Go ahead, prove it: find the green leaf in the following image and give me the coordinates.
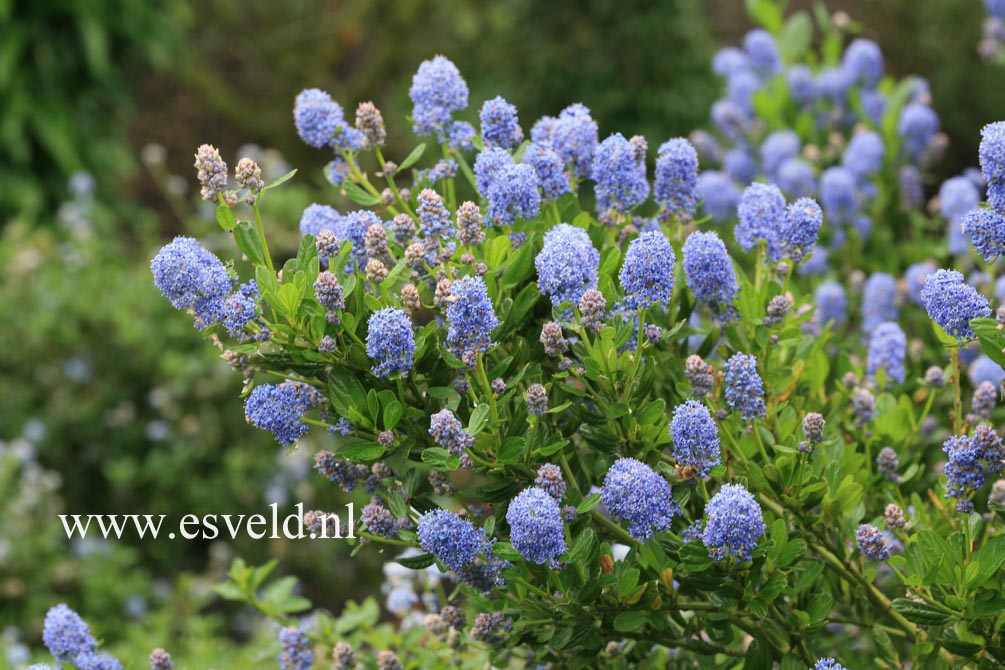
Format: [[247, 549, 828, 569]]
[[568, 528, 597, 563], [337, 441, 384, 461], [277, 283, 303, 318], [328, 368, 369, 418], [775, 539, 806, 568], [486, 234, 511, 270], [971, 317, 1005, 369], [678, 541, 713, 572], [394, 552, 436, 569], [216, 204, 237, 231], [261, 168, 297, 195], [256, 265, 280, 302], [613, 610, 647, 632], [468, 403, 491, 434], [576, 493, 602, 514], [296, 233, 318, 272], [635, 398, 666, 425], [382, 399, 403, 430], [779, 11, 813, 62], [421, 447, 460, 471], [234, 221, 266, 266], [213, 582, 246, 602], [967, 534, 1005, 588], [398, 143, 426, 171], [618, 568, 640, 598], [343, 181, 382, 206], [891, 598, 954, 625], [497, 436, 526, 464], [492, 542, 522, 561], [745, 0, 784, 33], [334, 598, 380, 635]]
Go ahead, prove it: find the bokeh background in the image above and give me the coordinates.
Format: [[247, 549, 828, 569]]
[[2, 0, 1003, 665]]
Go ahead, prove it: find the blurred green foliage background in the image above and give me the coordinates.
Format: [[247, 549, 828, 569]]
[[2, 0, 1004, 664]]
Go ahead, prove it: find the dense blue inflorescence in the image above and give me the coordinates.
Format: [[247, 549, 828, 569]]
[[601, 457, 679, 541], [921, 269, 991, 341], [861, 273, 898, 334], [410, 56, 469, 140], [244, 382, 320, 445], [855, 524, 893, 560], [682, 231, 739, 320], [480, 96, 523, 150], [278, 627, 313, 670], [592, 133, 649, 213], [701, 483, 765, 563], [366, 308, 415, 377], [735, 182, 786, 255], [669, 400, 721, 478], [417, 509, 490, 572], [619, 231, 676, 310], [506, 486, 567, 564], [151, 236, 234, 329], [445, 276, 499, 364], [867, 322, 907, 385], [653, 138, 699, 220], [535, 224, 600, 307], [724, 353, 766, 420]]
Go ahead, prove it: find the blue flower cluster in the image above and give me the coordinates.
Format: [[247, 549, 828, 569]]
[[522, 142, 570, 202], [735, 182, 785, 255], [480, 96, 523, 150], [944, 428, 1005, 512], [429, 409, 475, 463], [591, 133, 649, 213], [417, 509, 491, 572], [278, 627, 313, 670], [669, 400, 721, 478], [813, 280, 847, 330], [600, 457, 679, 541], [534, 463, 567, 501], [701, 483, 765, 563], [366, 308, 415, 377], [535, 223, 600, 308], [474, 147, 542, 225], [294, 88, 362, 150], [735, 183, 822, 263], [941, 176, 981, 255], [445, 276, 499, 364], [534, 103, 598, 178], [222, 280, 263, 338], [921, 269, 991, 341], [855, 524, 893, 561], [314, 451, 372, 493], [151, 236, 234, 330], [42, 604, 122, 670], [619, 231, 676, 310], [653, 138, 699, 220], [506, 486, 566, 565], [867, 322, 906, 385], [861, 273, 898, 334], [300, 203, 342, 238], [813, 658, 849, 670], [409, 56, 469, 140], [724, 353, 766, 420], [244, 381, 320, 445], [682, 231, 739, 320]]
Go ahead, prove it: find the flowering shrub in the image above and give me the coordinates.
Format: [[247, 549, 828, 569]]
[[39, 6, 1005, 670]]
